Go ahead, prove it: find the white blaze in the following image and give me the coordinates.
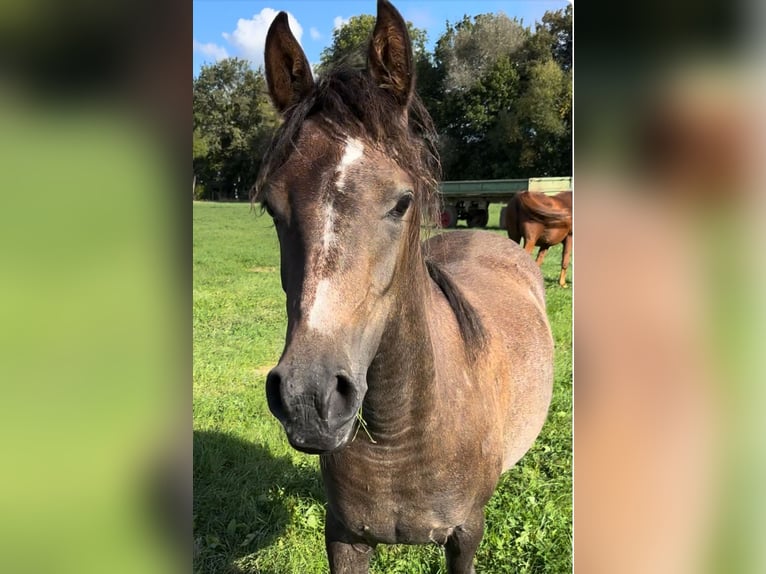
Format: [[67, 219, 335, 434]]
[[335, 137, 364, 192], [307, 138, 365, 333], [307, 279, 338, 332], [318, 138, 364, 258], [321, 204, 336, 254]]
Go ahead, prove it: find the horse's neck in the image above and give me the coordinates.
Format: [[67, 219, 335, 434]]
[[362, 264, 435, 438]]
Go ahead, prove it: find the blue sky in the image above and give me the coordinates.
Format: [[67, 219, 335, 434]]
[[193, 0, 570, 77]]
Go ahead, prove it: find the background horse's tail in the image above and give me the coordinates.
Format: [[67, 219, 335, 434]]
[[517, 191, 571, 225], [505, 195, 522, 243]]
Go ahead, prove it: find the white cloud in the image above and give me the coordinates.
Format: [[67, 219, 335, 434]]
[[193, 39, 229, 62], [310, 27, 321, 41], [222, 8, 304, 71], [333, 16, 349, 31]]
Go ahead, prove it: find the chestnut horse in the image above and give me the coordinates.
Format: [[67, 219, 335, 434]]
[[255, 2, 553, 572], [506, 190, 573, 287]]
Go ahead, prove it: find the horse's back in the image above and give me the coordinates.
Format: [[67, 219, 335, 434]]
[[424, 230, 554, 470]]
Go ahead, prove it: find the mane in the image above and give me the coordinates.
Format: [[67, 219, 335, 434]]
[[252, 65, 442, 229], [425, 258, 487, 361]]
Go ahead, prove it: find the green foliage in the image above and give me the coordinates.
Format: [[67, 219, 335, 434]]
[[429, 9, 572, 180], [317, 14, 428, 77], [193, 203, 571, 573], [318, 15, 375, 73], [436, 13, 527, 93], [503, 59, 572, 176], [193, 58, 280, 200], [540, 4, 573, 73]]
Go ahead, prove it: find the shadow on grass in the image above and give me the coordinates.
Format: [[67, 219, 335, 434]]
[[193, 430, 324, 573]]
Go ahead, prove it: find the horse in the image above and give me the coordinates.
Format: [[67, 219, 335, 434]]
[[255, 2, 554, 572], [506, 190, 573, 287]]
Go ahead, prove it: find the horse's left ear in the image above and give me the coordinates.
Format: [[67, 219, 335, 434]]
[[368, 0, 413, 107]]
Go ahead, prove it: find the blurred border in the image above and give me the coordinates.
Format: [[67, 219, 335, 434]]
[[0, 0, 190, 572], [575, 0, 765, 572]]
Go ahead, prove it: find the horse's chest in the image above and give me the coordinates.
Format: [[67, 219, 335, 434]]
[[324, 465, 473, 545], [333, 500, 458, 545], [322, 430, 499, 545]]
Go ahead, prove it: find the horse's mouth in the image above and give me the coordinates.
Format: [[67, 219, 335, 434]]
[[288, 439, 344, 455], [283, 416, 356, 455]]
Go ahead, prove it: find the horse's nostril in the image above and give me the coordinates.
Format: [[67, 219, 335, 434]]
[[335, 373, 353, 399], [325, 373, 356, 421], [265, 369, 287, 422]]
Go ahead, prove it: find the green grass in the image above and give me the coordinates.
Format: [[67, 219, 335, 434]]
[[193, 201, 572, 573]]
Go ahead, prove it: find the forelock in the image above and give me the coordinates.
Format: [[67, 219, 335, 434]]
[[253, 65, 442, 227]]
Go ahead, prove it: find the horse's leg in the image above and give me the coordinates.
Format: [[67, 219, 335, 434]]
[[535, 246, 549, 266], [325, 511, 373, 573], [445, 509, 484, 574], [559, 234, 572, 288], [523, 233, 537, 256]]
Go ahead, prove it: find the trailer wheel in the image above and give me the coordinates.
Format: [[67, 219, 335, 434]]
[[467, 209, 489, 228], [499, 206, 507, 230], [440, 206, 458, 228]]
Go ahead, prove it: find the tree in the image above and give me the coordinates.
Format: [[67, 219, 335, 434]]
[[541, 4, 572, 73], [497, 59, 571, 176], [436, 13, 527, 93], [508, 6, 572, 176], [317, 15, 428, 76], [192, 58, 279, 200], [428, 9, 572, 180], [193, 127, 209, 199], [428, 13, 527, 179]]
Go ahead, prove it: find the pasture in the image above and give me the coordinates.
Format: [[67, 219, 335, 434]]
[[193, 201, 572, 573]]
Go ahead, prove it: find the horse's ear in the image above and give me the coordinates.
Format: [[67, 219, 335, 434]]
[[368, 0, 413, 107], [264, 12, 314, 114]]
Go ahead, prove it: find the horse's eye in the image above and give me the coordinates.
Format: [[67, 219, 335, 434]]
[[388, 194, 413, 219]]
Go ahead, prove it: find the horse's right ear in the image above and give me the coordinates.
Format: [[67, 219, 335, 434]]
[[264, 12, 314, 114], [368, 0, 413, 107]]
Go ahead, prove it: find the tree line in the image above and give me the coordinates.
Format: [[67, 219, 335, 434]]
[[193, 5, 571, 200]]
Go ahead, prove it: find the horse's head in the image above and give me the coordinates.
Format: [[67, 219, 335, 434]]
[[256, 0, 439, 454]]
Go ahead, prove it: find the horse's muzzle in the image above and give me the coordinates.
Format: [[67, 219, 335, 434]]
[[265, 365, 363, 454]]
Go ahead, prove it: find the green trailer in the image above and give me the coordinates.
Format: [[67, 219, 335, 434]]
[[438, 177, 572, 228]]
